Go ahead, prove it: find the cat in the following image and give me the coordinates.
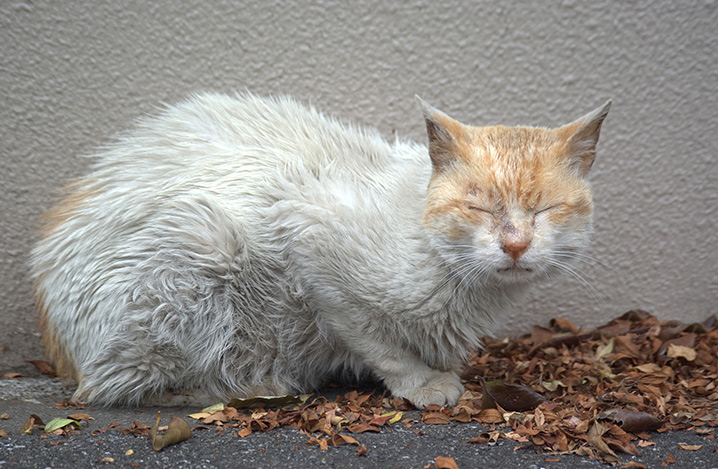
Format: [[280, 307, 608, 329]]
[[31, 92, 610, 408]]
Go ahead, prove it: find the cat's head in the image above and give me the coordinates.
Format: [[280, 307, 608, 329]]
[[418, 97, 611, 286]]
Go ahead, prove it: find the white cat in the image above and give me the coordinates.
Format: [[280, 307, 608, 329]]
[[31, 93, 610, 407]]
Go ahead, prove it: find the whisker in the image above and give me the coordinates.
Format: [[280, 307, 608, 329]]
[[546, 258, 603, 305], [552, 250, 618, 274]]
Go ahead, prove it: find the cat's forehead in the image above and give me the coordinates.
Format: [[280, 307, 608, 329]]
[[460, 126, 580, 206]]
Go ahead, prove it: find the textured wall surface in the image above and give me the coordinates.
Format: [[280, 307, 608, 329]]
[[1, 0, 716, 372]]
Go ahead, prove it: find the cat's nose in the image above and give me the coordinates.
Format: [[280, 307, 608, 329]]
[[502, 239, 530, 261]]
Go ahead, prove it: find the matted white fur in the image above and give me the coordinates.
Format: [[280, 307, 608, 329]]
[[31, 92, 609, 407]]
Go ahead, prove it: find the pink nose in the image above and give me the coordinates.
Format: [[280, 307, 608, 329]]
[[502, 239, 530, 261]]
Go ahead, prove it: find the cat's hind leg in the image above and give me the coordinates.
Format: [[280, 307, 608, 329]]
[[72, 193, 285, 406]]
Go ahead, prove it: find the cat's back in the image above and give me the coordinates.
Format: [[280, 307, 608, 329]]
[[103, 92, 397, 179]]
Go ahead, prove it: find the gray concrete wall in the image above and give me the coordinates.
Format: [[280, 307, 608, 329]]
[[1, 0, 716, 372]]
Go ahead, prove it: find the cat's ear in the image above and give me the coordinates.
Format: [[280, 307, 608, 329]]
[[557, 100, 612, 176], [416, 96, 466, 171]]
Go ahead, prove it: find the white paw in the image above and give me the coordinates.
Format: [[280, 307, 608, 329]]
[[405, 371, 464, 409]]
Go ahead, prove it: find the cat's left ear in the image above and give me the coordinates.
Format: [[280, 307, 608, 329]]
[[557, 100, 612, 176]]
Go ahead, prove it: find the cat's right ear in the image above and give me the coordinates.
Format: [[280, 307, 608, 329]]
[[416, 96, 465, 171]]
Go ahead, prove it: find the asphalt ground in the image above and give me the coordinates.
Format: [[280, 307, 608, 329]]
[[1, 377, 716, 468]]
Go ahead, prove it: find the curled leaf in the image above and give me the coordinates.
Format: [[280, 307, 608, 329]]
[[597, 409, 662, 433], [435, 456, 459, 469], [665, 344, 697, 361], [149, 411, 191, 451], [331, 433, 360, 447], [596, 338, 615, 360], [67, 413, 92, 425], [422, 412, 451, 425], [21, 414, 45, 434], [200, 403, 225, 413], [26, 360, 57, 377], [587, 421, 620, 462], [226, 394, 311, 409], [480, 377, 546, 412]]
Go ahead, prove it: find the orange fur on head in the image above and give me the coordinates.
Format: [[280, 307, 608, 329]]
[[420, 102, 607, 239]]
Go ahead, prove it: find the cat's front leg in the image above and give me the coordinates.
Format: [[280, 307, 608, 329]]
[[365, 348, 464, 409]]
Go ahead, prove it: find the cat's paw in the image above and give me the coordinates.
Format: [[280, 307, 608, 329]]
[[405, 371, 464, 409]]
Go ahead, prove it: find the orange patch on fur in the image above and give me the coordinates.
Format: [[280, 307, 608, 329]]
[[40, 178, 97, 237], [423, 123, 594, 236], [34, 280, 77, 381]]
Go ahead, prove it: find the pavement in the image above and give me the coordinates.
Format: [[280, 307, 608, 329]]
[[1, 377, 716, 468]]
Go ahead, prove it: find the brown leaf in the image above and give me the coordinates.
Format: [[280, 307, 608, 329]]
[[67, 413, 92, 425], [598, 409, 663, 433], [331, 433, 360, 447], [149, 412, 191, 451], [21, 414, 44, 434], [480, 378, 545, 412], [678, 444, 702, 451], [476, 409, 504, 424], [550, 318, 580, 334], [119, 421, 151, 436], [237, 427, 252, 438], [356, 444, 367, 456], [421, 412, 451, 425], [587, 421, 620, 463], [226, 394, 311, 409], [346, 423, 381, 433], [3, 372, 22, 379], [26, 360, 57, 377], [665, 344, 697, 361], [434, 456, 459, 469]]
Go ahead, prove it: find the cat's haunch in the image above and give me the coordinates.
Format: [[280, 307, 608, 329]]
[[31, 93, 610, 407]]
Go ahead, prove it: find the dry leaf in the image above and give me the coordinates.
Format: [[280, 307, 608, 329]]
[[476, 409, 504, 424], [21, 414, 44, 434], [67, 413, 92, 425], [3, 372, 22, 379], [331, 433, 360, 447], [666, 344, 697, 361], [480, 378, 545, 412], [422, 412, 451, 425], [0, 413, 8, 420], [226, 394, 310, 409], [587, 421, 620, 462], [26, 360, 57, 377], [678, 444, 702, 451], [149, 412, 191, 451], [597, 409, 662, 433], [434, 456, 459, 469]]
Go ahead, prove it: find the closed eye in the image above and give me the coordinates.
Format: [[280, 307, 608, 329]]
[[467, 205, 492, 214], [536, 204, 563, 214]]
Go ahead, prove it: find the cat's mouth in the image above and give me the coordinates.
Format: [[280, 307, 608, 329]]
[[497, 266, 533, 273]]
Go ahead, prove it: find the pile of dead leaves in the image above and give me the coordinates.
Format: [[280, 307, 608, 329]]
[[186, 392, 415, 455], [460, 309, 718, 463], [6, 310, 717, 465], [182, 310, 717, 465]]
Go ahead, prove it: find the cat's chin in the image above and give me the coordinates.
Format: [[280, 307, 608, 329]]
[[493, 266, 540, 284]]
